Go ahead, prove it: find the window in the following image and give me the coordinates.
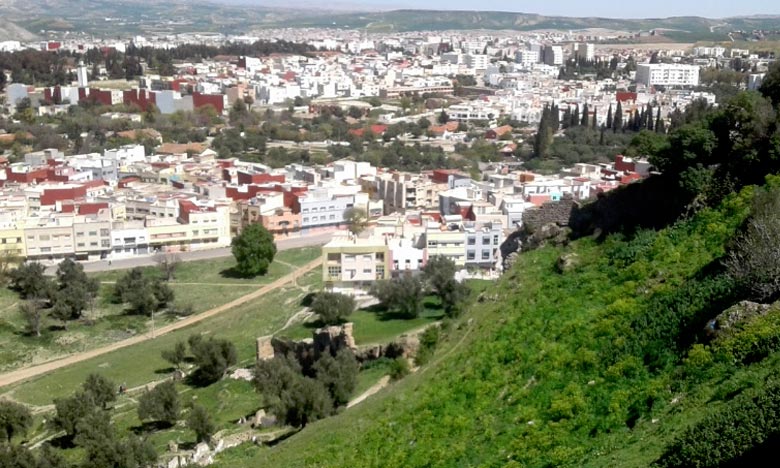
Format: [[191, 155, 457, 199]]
[[467, 251, 475, 260], [100, 229, 110, 237], [303, 208, 309, 213], [493, 235, 499, 245], [77, 242, 85, 247], [363, 268, 372, 274], [39, 235, 50, 241], [482, 250, 491, 260], [328, 266, 341, 277], [376, 265, 385, 279], [329, 214, 335, 220], [90, 242, 98, 247], [327, 253, 339, 261], [101, 240, 110, 248], [482, 236, 490, 245], [428, 240, 437, 247], [40, 247, 51, 253], [76, 231, 84, 237], [363, 254, 372, 261], [303, 217, 309, 223], [89, 231, 98, 236], [467, 236, 476, 245]]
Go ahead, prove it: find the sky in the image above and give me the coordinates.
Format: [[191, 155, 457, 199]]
[[257, 0, 780, 18]]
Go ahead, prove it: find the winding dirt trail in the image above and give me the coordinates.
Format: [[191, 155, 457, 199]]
[[0, 258, 322, 389]]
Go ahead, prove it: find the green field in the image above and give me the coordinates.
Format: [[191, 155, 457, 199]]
[[281, 297, 444, 345], [0, 248, 321, 374]]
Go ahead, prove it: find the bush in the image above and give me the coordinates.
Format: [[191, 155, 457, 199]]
[[371, 275, 424, 318], [389, 357, 410, 381], [725, 187, 780, 302], [311, 292, 356, 325], [189, 335, 237, 385], [137, 381, 180, 426]]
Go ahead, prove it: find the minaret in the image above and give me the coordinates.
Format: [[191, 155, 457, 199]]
[[77, 61, 89, 88]]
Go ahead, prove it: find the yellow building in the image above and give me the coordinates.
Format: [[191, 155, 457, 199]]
[[322, 233, 390, 293]]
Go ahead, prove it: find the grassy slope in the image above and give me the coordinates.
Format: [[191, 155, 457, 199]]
[[214, 186, 767, 467], [0, 248, 321, 373]]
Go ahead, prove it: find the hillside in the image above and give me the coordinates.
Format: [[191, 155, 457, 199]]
[[0, 19, 37, 41], [0, 0, 778, 40], [210, 83, 780, 465]]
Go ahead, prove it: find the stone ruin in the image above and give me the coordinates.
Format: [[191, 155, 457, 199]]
[[257, 322, 423, 365]]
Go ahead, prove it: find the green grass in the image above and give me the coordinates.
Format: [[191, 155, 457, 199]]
[[0, 248, 321, 373], [209, 185, 768, 467], [2, 268, 321, 407], [281, 297, 444, 345]]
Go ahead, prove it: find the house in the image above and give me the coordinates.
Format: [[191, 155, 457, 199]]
[[485, 125, 513, 139]]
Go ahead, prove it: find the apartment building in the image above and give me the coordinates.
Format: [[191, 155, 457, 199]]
[[635, 64, 700, 87], [377, 173, 446, 214], [322, 233, 390, 292]]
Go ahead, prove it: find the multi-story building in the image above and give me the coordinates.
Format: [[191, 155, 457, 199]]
[[543, 45, 564, 66], [322, 233, 390, 293], [635, 64, 700, 87], [463, 221, 503, 269], [377, 173, 446, 214]]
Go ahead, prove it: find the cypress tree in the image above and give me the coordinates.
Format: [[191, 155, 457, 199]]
[[613, 101, 623, 133], [580, 103, 589, 127], [562, 106, 571, 129], [655, 107, 665, 133], [606, 104, 613, 130], [599, 126, 605, 145], [550, 103, 560, 132], [646, 104, 654, 131], [571, 105, 579, 127], [591, 106, 598, 129]]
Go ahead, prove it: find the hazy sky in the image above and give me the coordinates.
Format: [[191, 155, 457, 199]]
[[313, 0, 780, 18]]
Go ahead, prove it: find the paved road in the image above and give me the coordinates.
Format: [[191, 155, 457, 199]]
[[44, 230, 334, 274], [0, 257, 324, 390]]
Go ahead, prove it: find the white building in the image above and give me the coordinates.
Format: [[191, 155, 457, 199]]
[[543, 46, 564, 66], [635, 64, 700, 87], [465, 54, 489, 70]]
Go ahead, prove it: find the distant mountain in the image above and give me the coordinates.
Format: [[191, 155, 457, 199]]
[[0, 0, 777, 40], [0, 19, 38, 42]]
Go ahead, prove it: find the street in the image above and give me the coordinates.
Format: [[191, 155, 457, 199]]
[[44, 230, 334, 274]]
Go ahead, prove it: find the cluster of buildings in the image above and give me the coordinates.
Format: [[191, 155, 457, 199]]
[[5, 27, 774, 125]]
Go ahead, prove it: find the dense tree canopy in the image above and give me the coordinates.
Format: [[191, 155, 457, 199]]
[[231, 223, 277, 277]]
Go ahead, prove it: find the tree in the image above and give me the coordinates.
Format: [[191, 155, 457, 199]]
[[725, 187, 780, 302], [0, 252, 20, 287], [347, 106, 363, 119], [155, 252, 181, 281], [161, 341, 187, 371], [606, 104, 613, 130], [19, 300, 44, 337], [9, 262, 53, 300], [75, 410, 156, 468], [83, 373, 116, 410], [343, 207, 368, 235], [0, 400, 32, 443], [51, 391, 96, 438], [438, 109, 449, 124], [114, 268, 174, 315], [189, 335, 237, 384], [580, 103, 589, 127], [186, 405, 215, 444], [613, 101, 623, 133], [422, 256, 468, 316], [253, 353, 332, 428], [371, 275, 425, 318], [137, 381, 180, 426], [51, 259, 100, 320], [313, 349, 359, 407], [311, 291, 356, 325], [759, 61, 780, 106], [231, 223, 277, 277], [368, 97, 382, 107], [591, 106, 598, 129]]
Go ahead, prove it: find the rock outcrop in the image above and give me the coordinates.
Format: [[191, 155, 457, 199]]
[[705, 301, 773, 339]]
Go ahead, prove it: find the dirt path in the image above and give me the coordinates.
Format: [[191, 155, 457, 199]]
[[99, 281, 257, 287], [347, 375, 391, 408], [0, 258, 322, 390]]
